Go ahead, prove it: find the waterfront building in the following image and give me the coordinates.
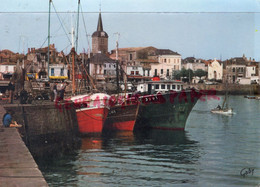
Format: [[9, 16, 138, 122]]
[[207, 59, 223, 81], [225, 56, 248, 84], [182, 57, 207, 71], [0, 49, 24, 64], [0, 62, 16, 80], [110, 46, 157, 82], [150, 49, 181, 79], [89, 53, 116, 82], [49, 64, 69, 80]]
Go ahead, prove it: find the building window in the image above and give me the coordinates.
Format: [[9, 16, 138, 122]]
[[60, 68, 64, 76], [51, 68, 54, 76], [161, 69, 163, 74], [130, 54, 133, 60], [104, 64, 106, 68], [166, 69, 169, 76], [167, 85, 170, 89], [172, 85, 176, 89], [135, 71, 139, 75], [104, 70, 106, 75], [148, 70, 150, 76], [164, 59, 166, 63], [155, 69, 157, 76], [177, 85, 180, 90], [131, 71, 134, 75], [233, 68, 235, 72], [161, 84, 165, 89], [155, 84, 159, 89]]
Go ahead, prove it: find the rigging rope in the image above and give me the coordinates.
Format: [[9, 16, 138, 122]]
[[80, 4, 91, 52], [40, 37, 48, 48], [51, 2, 72, 46]]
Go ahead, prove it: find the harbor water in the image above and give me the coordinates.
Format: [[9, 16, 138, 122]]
[[37, 96, 260, 186]]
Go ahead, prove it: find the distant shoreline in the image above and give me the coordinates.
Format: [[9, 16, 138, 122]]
[[188, 83, 260, 95]]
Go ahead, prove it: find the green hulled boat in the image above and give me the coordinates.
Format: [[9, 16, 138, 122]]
[[135, 80, 200, 130]]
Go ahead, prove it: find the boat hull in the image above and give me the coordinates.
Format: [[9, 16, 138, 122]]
[[104, 104, 139, 131], [211, 108, 233, 115], [136, 90, 200, 131], [76, 107, 109, 134]]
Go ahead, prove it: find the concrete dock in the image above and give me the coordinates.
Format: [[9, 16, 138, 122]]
[[0, 102, 48, 187]]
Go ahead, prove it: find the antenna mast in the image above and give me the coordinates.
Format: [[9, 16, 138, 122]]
[[76, 0, 80, 53], [114, 32, 120, 93], [47, 0, 52, 81]]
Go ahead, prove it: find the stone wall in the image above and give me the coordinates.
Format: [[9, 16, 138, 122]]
[[194, 83, 260, 95]]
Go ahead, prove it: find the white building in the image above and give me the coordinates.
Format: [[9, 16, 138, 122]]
[[183, 62, 207, 72], [150, 50, 181, 79], [246, 66, 256, 78], [126, 65, 144, 76], [0, 63, 16, 80], [208, 59, 223, 80], [49, 64, 69, 79], [89, 53, 116, 81]]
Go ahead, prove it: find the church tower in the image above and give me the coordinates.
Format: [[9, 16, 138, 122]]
[[92, 12, 108, 54]]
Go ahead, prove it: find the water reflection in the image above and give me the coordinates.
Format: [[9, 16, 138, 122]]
[[73, 130, 201, 186]]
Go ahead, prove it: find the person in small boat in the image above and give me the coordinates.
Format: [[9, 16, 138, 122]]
[[217, 105, 221, 110], [2, 110, 22, 128]]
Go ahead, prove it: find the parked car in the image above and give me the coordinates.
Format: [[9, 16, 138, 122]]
[[205, 81, 218, 85]]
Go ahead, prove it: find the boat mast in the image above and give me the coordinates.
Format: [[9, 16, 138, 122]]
[[72, 47, 76, 95], [222, 75, 228, 109], [47, 0, 52, 81], [115, 32, 120, 94], [76, 0, 80, 53]]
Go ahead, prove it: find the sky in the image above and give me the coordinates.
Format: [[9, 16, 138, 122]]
[[0, 0, 260, 61]]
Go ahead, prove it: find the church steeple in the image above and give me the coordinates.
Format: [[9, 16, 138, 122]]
[[92, 11, 108, 54], [97, 12, 103, 32]]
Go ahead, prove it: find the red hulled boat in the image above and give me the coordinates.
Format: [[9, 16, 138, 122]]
[[104, 94, 140, 131], [69, 93, 111, 134]]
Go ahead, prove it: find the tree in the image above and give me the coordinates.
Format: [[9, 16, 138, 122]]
[[194, 69, 207, 80], [172, 68, 194, 83], [172, 70, 181, 80]]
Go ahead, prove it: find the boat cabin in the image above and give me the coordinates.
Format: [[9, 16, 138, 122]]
[[137, 80, 183, 94]]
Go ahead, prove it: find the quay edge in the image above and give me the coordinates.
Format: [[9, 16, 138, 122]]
[[3, 101, 81, 160], [0, 103, 48, 186]]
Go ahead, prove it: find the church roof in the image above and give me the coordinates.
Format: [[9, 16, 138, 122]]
[[92, 12, 108, 38]]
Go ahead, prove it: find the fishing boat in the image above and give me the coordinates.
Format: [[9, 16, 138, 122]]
[[211, 80, 233, 115], [104, 94, 140, 131], [135, 80, 201, 131], [103, 33, 140, 132], [69, 93, 111, 134], [211, 107, 233, 115]]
